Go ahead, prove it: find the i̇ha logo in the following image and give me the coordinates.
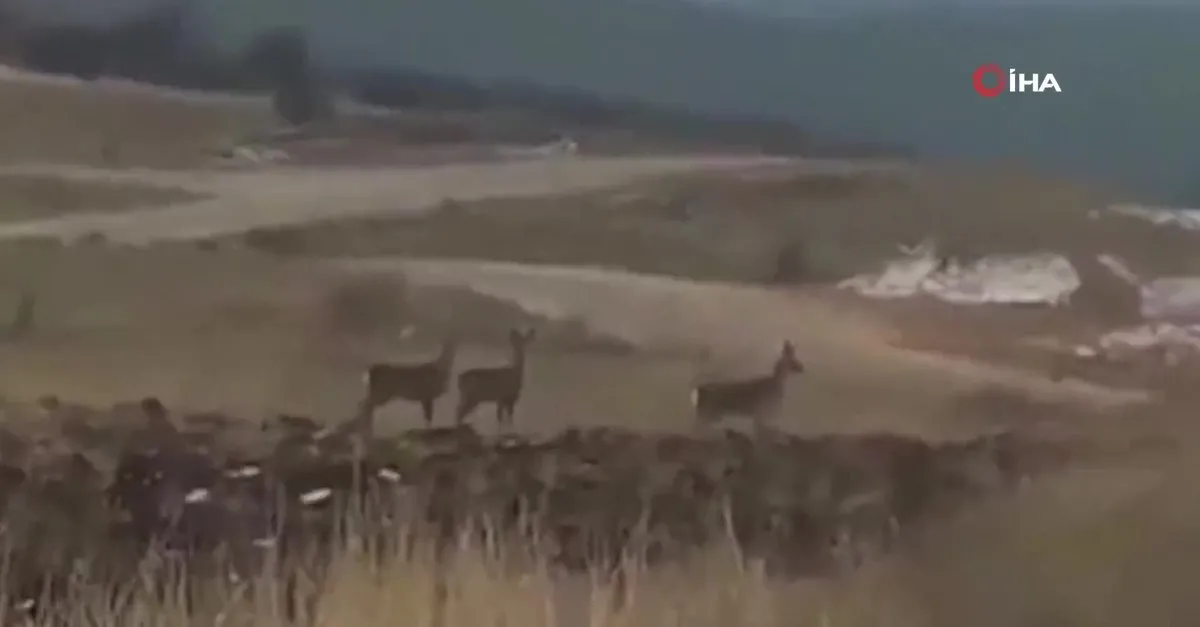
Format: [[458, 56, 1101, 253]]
[[972, 63, 1061, 98]]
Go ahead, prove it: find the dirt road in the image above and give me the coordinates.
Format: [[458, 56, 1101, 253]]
[[0, 157, 794, 243]]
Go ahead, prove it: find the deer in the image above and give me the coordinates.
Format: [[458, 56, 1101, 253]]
[[361, 338, 458, 428], [691, 340, 805, 428], [455, 328, 536, 429]]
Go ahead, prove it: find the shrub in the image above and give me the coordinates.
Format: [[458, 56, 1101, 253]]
[[320, 275, 411, 336], [246, 27, 331, 127], [766, 237, 810, 285]]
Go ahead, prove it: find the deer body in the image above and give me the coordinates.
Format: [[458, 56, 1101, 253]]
[[456, 329, 535, 429], [692, 341, 804, 427], [363, 340, 457, 427]]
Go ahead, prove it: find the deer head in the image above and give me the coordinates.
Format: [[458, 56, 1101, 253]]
[[510, 327, 536, 347], [776, 341, 804, 374]]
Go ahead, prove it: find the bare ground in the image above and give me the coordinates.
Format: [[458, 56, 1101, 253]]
[[0, 157, 794, 243]]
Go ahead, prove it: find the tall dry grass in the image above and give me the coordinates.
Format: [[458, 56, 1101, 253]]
[[3, 528, 883, 627], [15, 445, 1200, 627]]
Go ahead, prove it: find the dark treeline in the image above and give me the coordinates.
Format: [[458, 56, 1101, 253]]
[[0, 5, 900, 157], [344, 66, 903, 156]]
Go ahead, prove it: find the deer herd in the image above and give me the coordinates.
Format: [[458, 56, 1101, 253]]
[[360, 327, 806, 431]]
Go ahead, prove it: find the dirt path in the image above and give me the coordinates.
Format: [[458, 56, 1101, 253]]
[[342, 257, 1152, 409], [0, 157, 789, 243]]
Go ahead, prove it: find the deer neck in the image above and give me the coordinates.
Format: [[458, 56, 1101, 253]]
[[771, 360, 792, 384], [510, 346, 528, 378], [437, 347, 455, 373]]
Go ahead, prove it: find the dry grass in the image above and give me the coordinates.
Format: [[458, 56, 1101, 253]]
[[0, 173, 202, 221], [893, 450, 1200, 627], [6, 525, 877, 627], [14, 443, 1200, 627], [0, 245, 666, 425], [0, 76, 272, 168], [0, 242, 1104, 437]]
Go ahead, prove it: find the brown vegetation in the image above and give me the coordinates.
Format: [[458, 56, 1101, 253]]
[[0, 395, 1063, 623]]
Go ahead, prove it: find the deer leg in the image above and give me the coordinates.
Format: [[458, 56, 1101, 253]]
[[356, 398, 376, 423], [357, 401, 377, 437], [495, 403, 506, 431], [456, 398, 479, 425], [420, 399, 435, 427], [503, 400, 519, 428], [694, 406, 718, 429], [752, 409, 776, 437]]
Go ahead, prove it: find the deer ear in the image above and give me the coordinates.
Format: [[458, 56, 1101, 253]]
[[524, 328, 536, 341], [782, 340, 795, 353]]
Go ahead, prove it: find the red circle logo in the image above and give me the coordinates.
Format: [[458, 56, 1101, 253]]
[[972, 63, 1005, 98]]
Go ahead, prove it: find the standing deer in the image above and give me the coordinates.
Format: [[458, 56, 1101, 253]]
[[455, 328, 536, 429], [361, 338, 458, 428], [691, 340, 805, 427]]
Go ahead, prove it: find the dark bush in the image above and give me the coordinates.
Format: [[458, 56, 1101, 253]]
[[320, 276, 410, 336], [767, 237, 811, 284], [241, 227, 309, 256], [245, 27, 329, 127], [347, 67, 491, 110]]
